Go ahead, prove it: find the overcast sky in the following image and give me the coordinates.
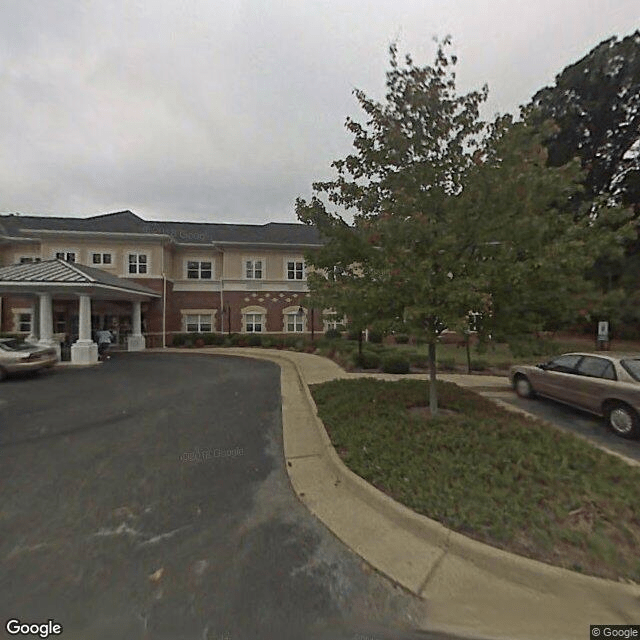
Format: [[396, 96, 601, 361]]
[[0, 1, 638, 225]]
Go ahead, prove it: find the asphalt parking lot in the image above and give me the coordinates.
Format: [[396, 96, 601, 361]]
[[496, 392, 640, 463], [0, 353, 453, 640]]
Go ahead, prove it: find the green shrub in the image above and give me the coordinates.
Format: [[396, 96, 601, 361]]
[[201, 332, 224, 346], [353, 351, 382, 369], [437, 356, 457, 371], [347, 329, 362, 341], [170, 333, 186, 346], [246, 334, 262, 347], [394, 334, 410, 344], [324, 328, 342, 339], [367, 330, 383, 344], [382, 355, 410, 374], [261, 336, 274, 348], [408, 352, 430, 368], [229, 333, 245, 346], [472, 358, 489, 371]]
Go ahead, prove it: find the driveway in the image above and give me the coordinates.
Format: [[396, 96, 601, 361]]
[[0, 353, 452, 640]]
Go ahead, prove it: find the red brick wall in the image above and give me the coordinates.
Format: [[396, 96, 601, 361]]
[[0, 283, 324, 341]]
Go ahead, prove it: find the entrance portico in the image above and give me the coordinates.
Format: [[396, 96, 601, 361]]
[[0, 260, 160, 365]]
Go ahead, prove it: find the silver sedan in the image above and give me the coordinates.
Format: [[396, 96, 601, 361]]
[[509, 352, 640, 440], [0, 338, 57, 381]]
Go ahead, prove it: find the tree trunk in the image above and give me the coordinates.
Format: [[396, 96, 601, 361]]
[[358, 330, 363, 356], [428, 340, 438, 416], [466, 333, 471, 373]]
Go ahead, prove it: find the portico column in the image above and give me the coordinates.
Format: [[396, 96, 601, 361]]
[[77, 294, 92, 343], [70, 294, 98, 364], [27, 298, 39, 344], [127, 300, 146, 351], [38, 293, 54, 343], [37, 292, 60, 360]]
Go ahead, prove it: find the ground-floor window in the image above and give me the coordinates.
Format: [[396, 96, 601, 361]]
[[244, 313, 263, 332], [285, 312, 304, 332], [185, 314, 212, 333], [18, 313, 32, 333], [323, 312, 346, 332], [54, 312, 66, 334]]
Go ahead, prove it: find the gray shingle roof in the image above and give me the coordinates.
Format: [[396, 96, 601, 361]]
[[0, 210, 323, 246], [0, 259, 159, 296]]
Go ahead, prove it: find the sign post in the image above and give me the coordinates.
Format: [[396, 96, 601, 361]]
[[597, 321, 610, 350]]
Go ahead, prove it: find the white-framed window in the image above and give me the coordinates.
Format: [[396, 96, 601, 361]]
[[19, 256, 41, 264], [55, 251, 76, 262], [12, 308, 33, 333], [286, 313, 304, 332], [241, 305, 266, 333], [244, 258, 264, 279], [92, 252, 113, 265], [323, 311, 346, 332], [286, 259, 305, 280], [185, 314, 213, 333], [186, 260, 213, 279], [245, 313, 263, 332], [180, 309, 217, 333], [128, 253, 148, 274], [283, 305, 305, 332]]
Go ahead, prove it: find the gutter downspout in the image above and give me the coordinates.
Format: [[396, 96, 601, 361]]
[[161, 243, 167, 348], [219, 247, 225, 335]]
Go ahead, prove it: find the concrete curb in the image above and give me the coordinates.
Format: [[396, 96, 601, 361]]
[[150, 349, 640, 640]]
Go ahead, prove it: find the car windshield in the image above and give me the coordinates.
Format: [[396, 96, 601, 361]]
[[620, 359, 640, 382], [0, 339, 33, 352]]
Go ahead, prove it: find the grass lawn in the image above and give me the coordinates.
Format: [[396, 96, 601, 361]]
[[310, 378, 640, 583]]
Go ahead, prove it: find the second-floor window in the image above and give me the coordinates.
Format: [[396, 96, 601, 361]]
[[92, 253, 112, 265], [287, 260, 305, 280], [245, 259, 263, 279], [55, 251, 76, 262], [128, 253, 147, 274], [187, 261, 212, 279]]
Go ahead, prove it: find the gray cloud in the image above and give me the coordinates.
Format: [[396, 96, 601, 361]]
[[0, 0, 638, 223]]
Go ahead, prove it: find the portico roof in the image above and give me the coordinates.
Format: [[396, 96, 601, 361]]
[[0, 259, 160, 300]]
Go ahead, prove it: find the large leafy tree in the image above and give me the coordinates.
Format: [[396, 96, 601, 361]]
[[298, 40, 488, 413], [529, 31, 640, 334], [297, 41, 631, 414]]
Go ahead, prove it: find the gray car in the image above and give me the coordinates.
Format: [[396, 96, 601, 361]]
[[0, 338, 57, 381], [509, 352, 640, 440]]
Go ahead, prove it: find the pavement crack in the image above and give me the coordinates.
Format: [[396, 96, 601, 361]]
[[138, 525, 192, 547], [416, 530, 452, 595], [88, 522, 192, 547]]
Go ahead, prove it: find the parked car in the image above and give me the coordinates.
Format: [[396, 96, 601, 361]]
[[0, 338, 57, 381], [510, 352, 640, 439]]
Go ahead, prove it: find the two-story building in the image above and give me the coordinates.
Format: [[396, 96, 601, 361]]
[[0, 210, 325, 361]]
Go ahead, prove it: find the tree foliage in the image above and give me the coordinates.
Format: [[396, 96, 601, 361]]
[[297, 40, 632, 412]]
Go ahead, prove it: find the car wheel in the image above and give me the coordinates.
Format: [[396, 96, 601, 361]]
[[514, 374, 535, 399], [605, 402, 640, 440]]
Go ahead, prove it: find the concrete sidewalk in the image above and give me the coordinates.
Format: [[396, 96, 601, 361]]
[[153, 348, 640, 640]]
